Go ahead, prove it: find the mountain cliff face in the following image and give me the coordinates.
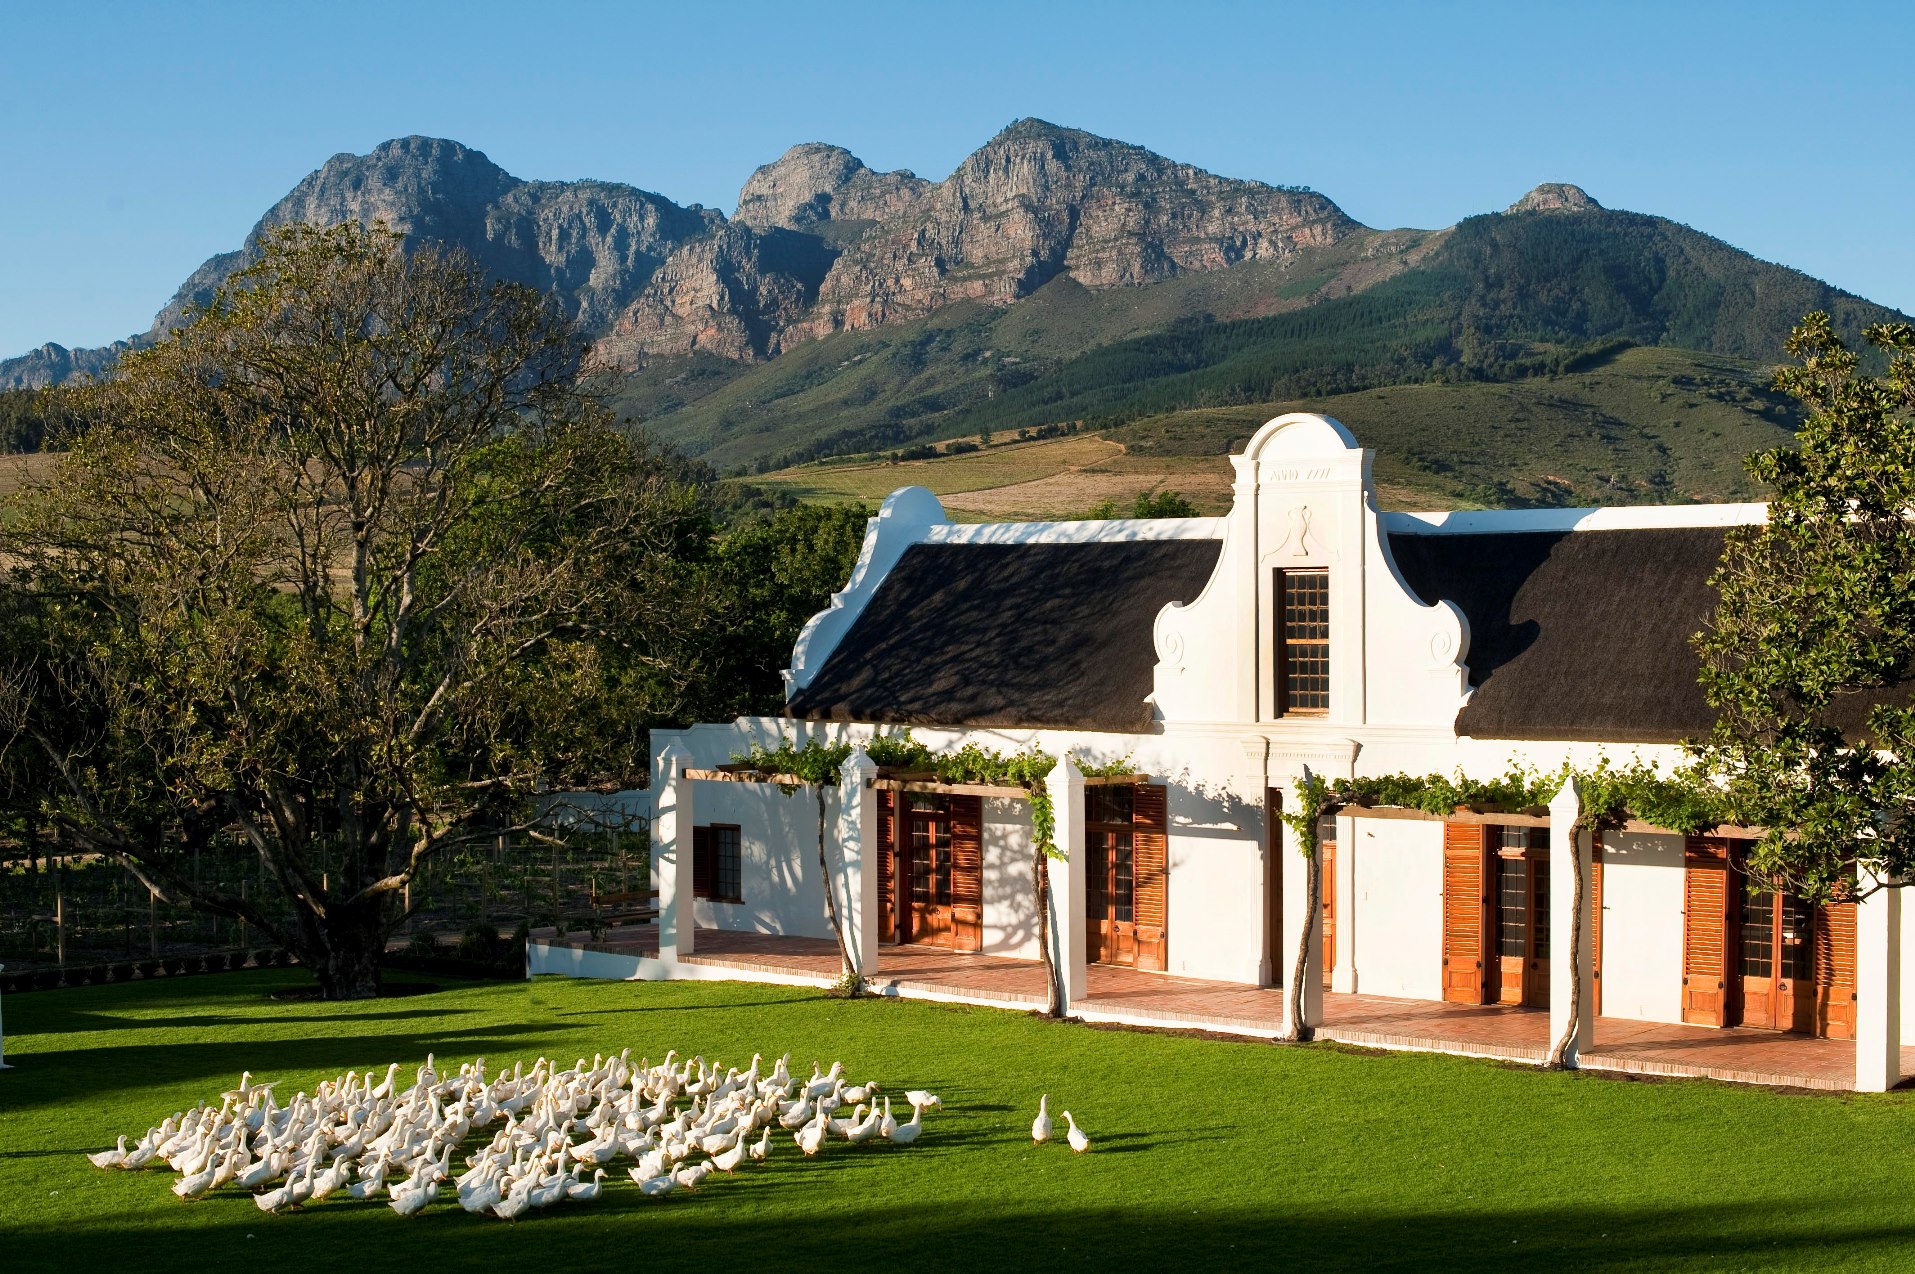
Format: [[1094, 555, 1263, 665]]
[[786, 120, 1358, 341], [3, 121, 1369, 383]]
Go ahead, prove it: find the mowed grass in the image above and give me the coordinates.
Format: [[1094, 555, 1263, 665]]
[[5, 972, 1915, 1272]]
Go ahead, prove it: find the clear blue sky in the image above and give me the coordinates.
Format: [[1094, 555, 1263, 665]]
[[3, 0, 1910, 357]]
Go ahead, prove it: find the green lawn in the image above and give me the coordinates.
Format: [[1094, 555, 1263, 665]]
[[4, 971, 1913, 1271]]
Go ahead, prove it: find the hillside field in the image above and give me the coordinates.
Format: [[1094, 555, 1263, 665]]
[[746, 346, 1794, 518]]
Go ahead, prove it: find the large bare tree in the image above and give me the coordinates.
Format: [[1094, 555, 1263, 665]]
[[0, 222, 703, 997]]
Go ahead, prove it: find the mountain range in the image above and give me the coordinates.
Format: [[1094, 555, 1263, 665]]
[[5, 120, 1904, 500]]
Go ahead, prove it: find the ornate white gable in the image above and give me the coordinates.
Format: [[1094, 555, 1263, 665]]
[[1150, 413, 1470, 730]]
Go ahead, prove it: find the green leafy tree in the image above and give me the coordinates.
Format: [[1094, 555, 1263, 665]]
[[1696, 313, 1915, 900], [0, 222, 704, 998]]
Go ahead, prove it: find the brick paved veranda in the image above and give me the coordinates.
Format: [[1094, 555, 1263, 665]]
[[537, 923, 1914, 1092]]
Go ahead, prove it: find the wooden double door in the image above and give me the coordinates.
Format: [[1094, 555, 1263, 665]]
[[1681, 836, 1853, 1036], [1086, 783, 1169, 972], [877, 792, 982, 951], [1442, 822, 1552, 1008]]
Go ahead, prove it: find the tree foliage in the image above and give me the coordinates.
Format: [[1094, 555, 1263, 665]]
[[1695, 313, 1915, 900], [0, 222, 706, 997]]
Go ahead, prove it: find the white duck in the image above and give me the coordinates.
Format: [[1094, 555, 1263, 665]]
[[389, 1171, 441, 1216], [795, 1109, 829, 1156], [1032, 1094, 1053, 1145], [492, 1176, 536, 1220], [1062, 1110, 1091, 1153], [746, 1125, 772, 1162], [845, 1104, 885, 1144], [254, 1161, 314, 1213], [308, 1157, 354, 1201], [887, 1103, 924, 1147], [711, 1139, 748, 1174], [172, 1150, 228, 1200], [635, 1173, 676, 1199], [566, 1168, 607, 1202], [673, 1160, 713, 1190], [903, 1090, 943, 1113], [88, 1137, 130, 1170]]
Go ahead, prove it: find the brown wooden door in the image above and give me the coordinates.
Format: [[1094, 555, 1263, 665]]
[[1085, 784, 1167, 971], [877, 791, 897, 943], [1320, 821, 1337, 991], [1681, 836, 1732, 1026], [1087, 824, 1136, 966], [1492, 851, 1528, 1005], [1815, 902, 1858, 1040], [1442, 822, 1490, 1004], [1264, 787, 1283, 987], [905, 796, 954, 946], [949, 795, 983, 952], [1737, 888, 1815, 1033], [1131, 784, 1169, 971]]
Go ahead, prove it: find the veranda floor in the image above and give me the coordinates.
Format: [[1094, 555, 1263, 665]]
[[544, 923, 1912, 1092]]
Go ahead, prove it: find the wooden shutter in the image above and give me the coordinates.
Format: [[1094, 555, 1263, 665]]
[[692, 826, 714, 901], [1133, 783, 1169, 972], [1442, 821, 1489, 1004], [1681, 836, 1731, 1026], [877, 791, 896, 943], [949, 795, 984, 953], [1815, 902, 1858, 1040], [1321, 826, 1337, 983], [1590, 831, 1604, 1017]]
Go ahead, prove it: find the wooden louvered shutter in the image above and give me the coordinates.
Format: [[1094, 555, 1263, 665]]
[[1442, 822, 1489, 1003], [1815, 902, 1858, 1040], [877, 791, 896, 943], [692, 826, 713, 901], [1133, 783, 1169, 972], [949, 795, 983, 952], [1590, 831, 1604, 1017], [1681, 836, 1731, 1026]]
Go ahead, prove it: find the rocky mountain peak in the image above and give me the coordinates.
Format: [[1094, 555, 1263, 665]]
[[733, 143, 929, 232], [1507, 183, 1602, 214]]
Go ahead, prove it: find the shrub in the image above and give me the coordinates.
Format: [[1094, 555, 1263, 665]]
[[455, 925, 508, 965], [407, 932, 442, 958]]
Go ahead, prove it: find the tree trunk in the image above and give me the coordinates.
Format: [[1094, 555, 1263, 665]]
[[303, 901, 387, 1000], [1036, 846, 1062, 1017], [1283, 833, 1322, 1042], [814, 785, 860, 989], [1546, 818, 1586, 1069]]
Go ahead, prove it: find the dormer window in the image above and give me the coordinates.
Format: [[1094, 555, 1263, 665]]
[[1278, 569, 1330, 715]]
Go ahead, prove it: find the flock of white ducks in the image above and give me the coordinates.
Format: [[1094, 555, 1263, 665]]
[[87, 1051, 944, 1218]]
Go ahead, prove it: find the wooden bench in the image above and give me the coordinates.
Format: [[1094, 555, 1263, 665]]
[[589, 887, 658, 927]]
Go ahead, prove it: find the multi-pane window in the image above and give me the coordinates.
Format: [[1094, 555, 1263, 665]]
[[1086, 785, 1135, 925], [1496, 856, 1529, 958], [1278, 570, 1330, 714], [1494, 825, 1549, 960], [908, 795, 950, 906], [693, 824, 743, 903]]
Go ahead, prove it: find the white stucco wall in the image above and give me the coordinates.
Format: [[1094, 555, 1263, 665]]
[[676, 760, 837, 942], [981, 797, 1039, 958], [1595, 830, 1686, 1025], [1348, 817, 1444, 1000], [1164, 780, 1268, 985]]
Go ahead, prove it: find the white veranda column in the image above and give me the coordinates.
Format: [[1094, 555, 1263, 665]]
[[1547, 777, 1595, 1066], [1279, 778, 1324, 1033], [836, 747, 881, 978], [1855, 866, 1902, 1093], [1045, 753, 1089, 1011], [1330, 810, 1359, 994], [654, 740, 695, 964]]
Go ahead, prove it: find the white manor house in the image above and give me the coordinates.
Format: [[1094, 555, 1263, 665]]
[[534, 413, 1911, 1092]]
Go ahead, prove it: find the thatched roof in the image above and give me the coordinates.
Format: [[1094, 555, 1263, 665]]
[[1389, 526, 1733, 743], [786, 538, 1221, 733]]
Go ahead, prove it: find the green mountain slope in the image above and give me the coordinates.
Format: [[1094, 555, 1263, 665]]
[[620, 205, 1899, 477]]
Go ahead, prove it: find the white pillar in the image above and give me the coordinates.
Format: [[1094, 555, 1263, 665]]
[[654, 740, 694, 963], [836, 748, 880, 978], [1547, 777, 1595, 1066], [1046, 754, 1089, 1011], [1330, 810, 1359, 994], [1855, 866, 1901, 1093], [1279, 779, 1323, 1032]]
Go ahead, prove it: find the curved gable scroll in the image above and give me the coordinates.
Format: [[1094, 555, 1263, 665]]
[[784, 486, 947, 699], [1150, 412, 1471, 731]]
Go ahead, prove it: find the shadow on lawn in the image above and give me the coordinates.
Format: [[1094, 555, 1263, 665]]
[[21, 1006, 479, 1035], [1, 1197, 1905, 1273]]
